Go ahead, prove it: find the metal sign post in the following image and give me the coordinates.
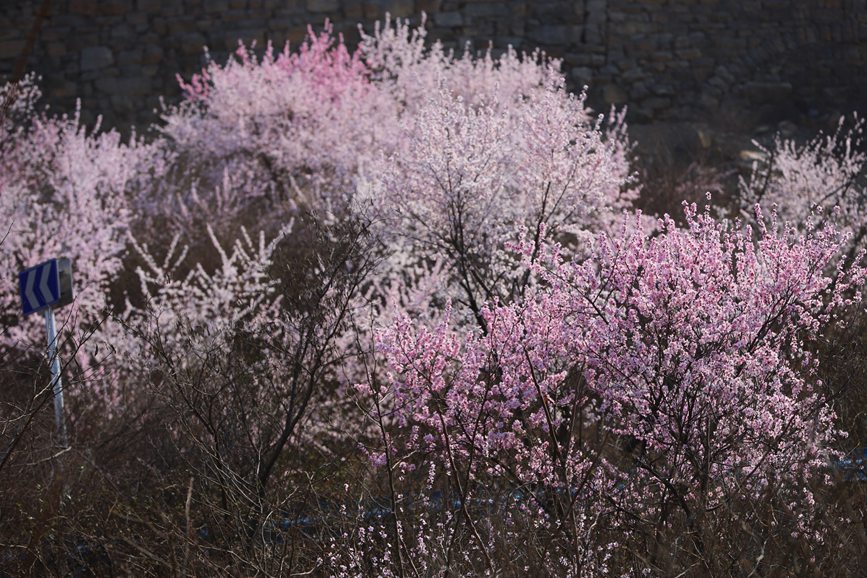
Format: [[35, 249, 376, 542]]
[[18, 257, 74, 448], [43, 306, 68, 449]]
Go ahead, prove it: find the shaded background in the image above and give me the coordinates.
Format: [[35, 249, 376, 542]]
[[2, 0, 866, 132]]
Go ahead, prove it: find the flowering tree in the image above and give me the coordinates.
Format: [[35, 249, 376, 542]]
[[161, 15, 634, 231], [155, 22, 389, 235], [0, 78, 149, 365], [737, 118, 867, 494], [353, 15, 635, 335], [355, 87, 634, 333], [358, 14, 602, 118], [349, 203, 864, 576], [739, 116, 867, 253], [100, 217, 377, 567]]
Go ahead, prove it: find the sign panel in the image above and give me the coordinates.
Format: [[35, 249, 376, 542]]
[[18, 258, 73, 316]]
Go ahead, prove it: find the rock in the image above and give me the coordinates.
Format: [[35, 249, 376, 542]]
[[116, 48, 142, 66], [742, 81, 793, 102], [69, 0, 133, 16], [528, 25, 577, 46], [630, 81, 650, 100], [69, 0, 99, 15], [570, 66, 593, 86], [652, 83, 676, 96], [98, 0, 132, 16], [602, 83, 628, 105], [384, 0, 415, 18], [777, 120, 798, 137], [95, 76, 119, 93], [584, 25, 604, 45], [46, 42, 65, 59], [306, 0, 338, 13], [622, 66, 647, 82], [645, 96, 672, 110], [142, 44, 163, 65], [111, 24, 134, 41], [116, 76, 151, 96], [0, 40, 24, 60], [417, 0, 442, 14], [204, 0, 230, 13], [464, 2, 506, 18], [675, 48, 702, 60], [180, 32, 207, 55], [81, 46, 114, 71], [434, 11, 463, 27], [136, 0, 162, 12]]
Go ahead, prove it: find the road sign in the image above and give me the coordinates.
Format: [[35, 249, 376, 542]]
[[17, 257, 74, 449], [18, 257, 74, 316]]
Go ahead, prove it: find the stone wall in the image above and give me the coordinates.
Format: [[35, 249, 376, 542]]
[[2, 0, 866, 130]]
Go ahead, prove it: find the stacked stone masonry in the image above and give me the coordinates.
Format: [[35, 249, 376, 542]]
[[1, 0, 865, 130]]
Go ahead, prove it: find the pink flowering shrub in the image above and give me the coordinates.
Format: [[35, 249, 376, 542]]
[[352, 203, 864, 575], [358, 14, 569, 114], [0, 78, 148, 366], [739, 116, 867, 251], [100, 224, 291, 401], [355, 87, 634, 331], [157, 22, 387, 232], [161, 17, 633, 235], [97, 218, 377, 545], [349, 19, 635, 341]]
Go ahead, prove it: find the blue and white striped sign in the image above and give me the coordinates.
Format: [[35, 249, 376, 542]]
[[19, 259, 62, 316]]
